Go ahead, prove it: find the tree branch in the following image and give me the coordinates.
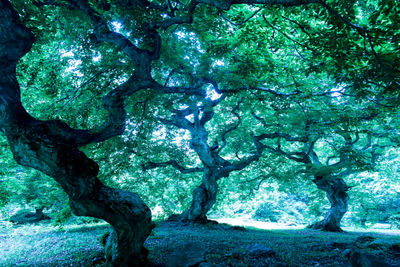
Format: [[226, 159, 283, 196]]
[[142, 160, 203, 173], [197, 0, 320, 10], [256, 132, 307, 142], [264, 144, 310, 163], [217, 98, 242, 153], [219, 7, 262, 27], [263, 14, 310, 50], [221, 86, 300, 97], [219, 133, 266, 175]]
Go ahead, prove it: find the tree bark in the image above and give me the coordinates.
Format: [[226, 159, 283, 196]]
[[309, 175, 349, 232], [4, 113, 154, 267], [177, 168, 218, 222], [0, 2, 153, 266]]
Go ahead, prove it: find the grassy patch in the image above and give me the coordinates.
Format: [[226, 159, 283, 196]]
[[0, 221, 109, 266], [1, 219, 399, 266]]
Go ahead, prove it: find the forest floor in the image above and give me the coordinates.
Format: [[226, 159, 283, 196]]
[[1, 219, 400, 267]]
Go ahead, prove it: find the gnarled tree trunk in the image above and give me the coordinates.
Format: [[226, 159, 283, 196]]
[[0, 2, 153, 266], [309, 175, 349, 232], [5, 116, 154, 267], [71, 186, 153, 266], [178, 169, 218, 223]]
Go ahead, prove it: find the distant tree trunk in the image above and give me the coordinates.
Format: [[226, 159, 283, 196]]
[[178, 168, 218, 222], [360, 218, 367, 227], [309, 176, 349, 232], [359, 204, 368, 227]]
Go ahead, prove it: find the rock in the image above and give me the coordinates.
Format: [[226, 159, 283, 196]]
[[99, 231, 110, 247], [326, 242, 348, 250], [9, 209, 50, 224], [91, 256, 105, 266], [367, 239, 391, 250], [343, 248, 352, 257], [167, 214, 182, 221], [345, 248, 391, 267], [355, 236, 376, 243], [198, 262, 213, 267], [166, 241, 206, 267], [204, 219, 219, 226], [223, 251, 242, 259], [246, 244, 276, 257], [389, 243, 400, 254], [354, 236, 376, 248]]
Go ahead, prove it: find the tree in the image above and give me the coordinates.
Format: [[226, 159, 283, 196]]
[[1, 1, 154, 265], [144, 96, 266, 222], [1, 133, 67, 218], [252, 95, 387, 231], [1, 0, 399, 265]]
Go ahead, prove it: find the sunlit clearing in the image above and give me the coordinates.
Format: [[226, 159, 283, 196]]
[[214, 217, 306, 230]]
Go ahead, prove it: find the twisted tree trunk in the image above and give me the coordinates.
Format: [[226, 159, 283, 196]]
[[0, 2, 153, 266], [6, 126, 154, 266], [177, 168, 218, 223], [309, 175, 349, 232]]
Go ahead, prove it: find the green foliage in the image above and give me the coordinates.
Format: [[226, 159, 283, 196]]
[[2, 0, 400, 230], [52, 205, 72, 226], [0, 134, 67, 223]]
